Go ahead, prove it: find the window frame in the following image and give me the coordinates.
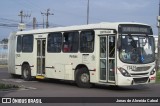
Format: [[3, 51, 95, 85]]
[[47, 32, 62, 53], [62, 31, 79, 53], [80, 30, 95, 53], [16, 35, 22, 52], [22, 34, 34, 53]]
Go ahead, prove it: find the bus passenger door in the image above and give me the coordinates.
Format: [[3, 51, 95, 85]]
[[37, 39, 46, 75], [99, 35, 116, 83]]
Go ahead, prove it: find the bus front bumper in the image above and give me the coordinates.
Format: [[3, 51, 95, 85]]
[[117, 74, 156, 86]]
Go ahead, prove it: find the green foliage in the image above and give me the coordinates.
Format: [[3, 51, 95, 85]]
[[0, 83, 19, 90], [156, 71, 160, 83]]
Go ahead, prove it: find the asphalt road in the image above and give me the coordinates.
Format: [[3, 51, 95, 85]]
[[0, 67, 160, 106]]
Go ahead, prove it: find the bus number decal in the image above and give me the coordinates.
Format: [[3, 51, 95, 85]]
[[127, 66, 137, 71]]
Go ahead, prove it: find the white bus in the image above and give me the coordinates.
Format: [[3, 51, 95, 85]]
[[8, 22, 156, 87]]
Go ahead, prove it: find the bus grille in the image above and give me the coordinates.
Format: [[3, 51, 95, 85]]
[[130, 72, 149, 76], [133, 77, 149, 83]]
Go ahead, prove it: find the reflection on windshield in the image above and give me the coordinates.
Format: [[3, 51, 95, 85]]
[[119, 35, 155, 64]]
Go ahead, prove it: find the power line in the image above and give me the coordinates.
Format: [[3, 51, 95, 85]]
[[0, 22, 42, 28], [0, 18, 19, 23], [0, 19, 61, 29], [0, 23, 17, 27]]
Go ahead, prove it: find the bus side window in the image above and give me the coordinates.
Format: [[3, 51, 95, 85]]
[[109, 36, 115, 57], [47, 32, 62, 53], [22, 35, 33, 53], [80, 30, 94, 53], [63, 34, 70, 52], [16, 35, 22, 52], [63, 32, 79, 53]]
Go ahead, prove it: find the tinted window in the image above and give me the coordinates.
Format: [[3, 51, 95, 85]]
[[80, 30, 94, 53], [17, 36, 22, 52], [47, 33, 62, 53], [22, 35, 33, 52], [63, 32, 79, 53]]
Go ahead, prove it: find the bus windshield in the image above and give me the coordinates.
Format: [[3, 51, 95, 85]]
[[119, 35, 155, 64]]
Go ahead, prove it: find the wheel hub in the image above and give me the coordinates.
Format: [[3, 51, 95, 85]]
[[81, 73, 89, 83]]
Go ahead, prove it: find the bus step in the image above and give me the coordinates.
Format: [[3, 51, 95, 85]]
[[36, 75, 45, 79]]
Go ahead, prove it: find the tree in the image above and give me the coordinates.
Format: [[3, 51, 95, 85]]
[[0, 38, 8, 49], [1, 38, 8, 44]]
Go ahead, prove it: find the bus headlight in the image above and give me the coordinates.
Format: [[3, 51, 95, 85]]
[[150, 68, 156, 75], [118, 68, 131, 77]]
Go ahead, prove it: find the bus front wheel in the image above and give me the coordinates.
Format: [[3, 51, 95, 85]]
[[75, 68, 92, 88], [22, 64, 32, 81]]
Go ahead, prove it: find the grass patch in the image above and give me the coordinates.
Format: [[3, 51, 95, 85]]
[[0, 83, 19, 90], [156, 71, 160, 83]]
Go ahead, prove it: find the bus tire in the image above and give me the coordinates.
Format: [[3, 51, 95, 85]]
[[22, 64, 32, 81], [75, 68, 92, 88]]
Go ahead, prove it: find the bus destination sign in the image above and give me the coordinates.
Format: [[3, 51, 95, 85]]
[[119, 24, 153, 35]]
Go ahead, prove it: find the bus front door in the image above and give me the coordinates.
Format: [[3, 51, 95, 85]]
[[37, 39, 46, 75], [99, 35, 116, 83]]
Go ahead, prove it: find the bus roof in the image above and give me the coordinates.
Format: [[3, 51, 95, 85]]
[[16, 22, 150, 35]]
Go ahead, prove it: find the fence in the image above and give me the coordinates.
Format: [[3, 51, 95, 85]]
[[0, 43, 8, 65]]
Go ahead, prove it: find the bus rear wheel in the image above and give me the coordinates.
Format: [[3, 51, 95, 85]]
[[75, 68, 92, 88], [22, 64, 32, 81]]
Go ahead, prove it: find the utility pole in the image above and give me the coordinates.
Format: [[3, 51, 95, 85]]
[[18, 10, 31, 23], [157, 0, 160, 71], [41, 9, 54, 28], [19, 10, 23, 23], [42, 14, 45, 28], [87, 0, 90, 24], [18, 10, 31, 31], [33, 17, 36, 29]]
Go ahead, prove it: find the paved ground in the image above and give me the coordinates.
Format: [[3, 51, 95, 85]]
[[0, 67, 160, 106]]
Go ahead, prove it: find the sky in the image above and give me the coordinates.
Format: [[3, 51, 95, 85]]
[[0, 0, 159, 40]]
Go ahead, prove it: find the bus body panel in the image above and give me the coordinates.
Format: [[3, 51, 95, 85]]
[[45, 53, 97, 80]]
